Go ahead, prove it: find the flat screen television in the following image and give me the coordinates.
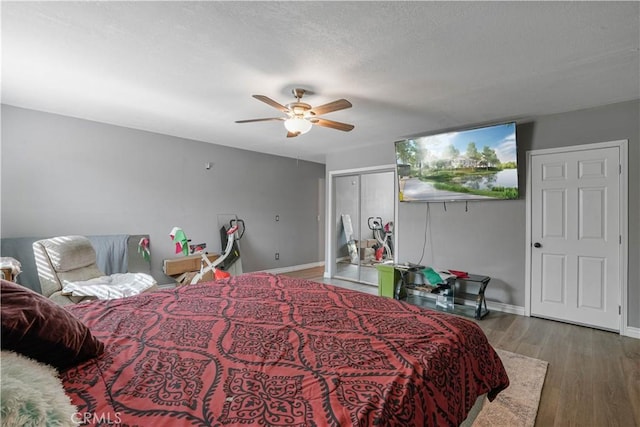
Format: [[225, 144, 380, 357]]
[[395, 122, 518, 202]]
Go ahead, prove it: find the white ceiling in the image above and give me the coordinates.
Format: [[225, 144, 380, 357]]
[[2, 1, 639, 163]]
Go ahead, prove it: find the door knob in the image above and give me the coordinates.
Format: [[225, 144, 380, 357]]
[[533, 242, 542, 248]]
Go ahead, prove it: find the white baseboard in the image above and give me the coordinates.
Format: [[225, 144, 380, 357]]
[[485, 304, 638, 338], [623, 326, 640, 339], [455, 298, 524, 316], [485, 301, 526, 316], [262, 261, 325, 275]]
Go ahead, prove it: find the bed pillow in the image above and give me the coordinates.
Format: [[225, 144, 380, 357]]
[[1, 350, 78, 427], [0, 280, 104, 371]]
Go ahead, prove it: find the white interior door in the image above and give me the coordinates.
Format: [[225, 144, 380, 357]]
[[530, 145, 621, 331]]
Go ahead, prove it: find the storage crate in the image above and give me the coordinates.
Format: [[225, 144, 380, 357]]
[[376, 264, 400, 298]]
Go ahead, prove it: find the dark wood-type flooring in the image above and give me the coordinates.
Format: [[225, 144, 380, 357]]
[[282, 266, 640, 427]]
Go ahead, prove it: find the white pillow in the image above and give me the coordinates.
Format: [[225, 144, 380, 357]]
[[0, 351, 78, 427]]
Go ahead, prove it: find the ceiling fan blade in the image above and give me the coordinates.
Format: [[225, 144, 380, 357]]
[[311, 118, 355, 132], [235, 117, 285, 123], [253, 95, 290, 113], [310, 99, 352, 116], [286, 131, 300, 138]]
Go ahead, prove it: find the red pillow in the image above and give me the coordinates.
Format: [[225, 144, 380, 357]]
[[0, 279, 104, 371]]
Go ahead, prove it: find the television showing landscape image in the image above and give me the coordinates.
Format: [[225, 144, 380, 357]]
[[395, 122, 518, 202]]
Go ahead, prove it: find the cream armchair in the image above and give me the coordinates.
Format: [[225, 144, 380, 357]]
[[33, 235, 157, 305]]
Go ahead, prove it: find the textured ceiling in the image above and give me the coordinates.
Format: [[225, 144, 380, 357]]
[[2, 1, 639, 163]]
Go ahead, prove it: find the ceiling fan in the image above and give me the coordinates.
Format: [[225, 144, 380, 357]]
[[235, 88, 354, 138]]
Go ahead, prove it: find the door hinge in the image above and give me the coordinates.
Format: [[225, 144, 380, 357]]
[[620, 235, 622, 244], [619, 164, 622, 174], [619, 305, 621, 315]]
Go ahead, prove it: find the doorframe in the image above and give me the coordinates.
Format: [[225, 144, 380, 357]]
[[325, 165, 399, 279], [525, 139, 628, 336]]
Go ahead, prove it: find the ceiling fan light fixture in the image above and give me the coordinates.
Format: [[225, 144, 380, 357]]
[[284, 117, 312, 134], [237, 89, 353, 137]]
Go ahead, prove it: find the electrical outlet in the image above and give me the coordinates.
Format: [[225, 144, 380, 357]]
[[275, 252, 279, 260]]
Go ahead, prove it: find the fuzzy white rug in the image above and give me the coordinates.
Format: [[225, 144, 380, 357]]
[[472, 349, 548, 427], [1, 351, 78, 427]]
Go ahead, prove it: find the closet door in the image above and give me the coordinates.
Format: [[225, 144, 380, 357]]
[[334, 175, 360, 282], [332, 171, 396, 284], [360, 172, 395, 284]]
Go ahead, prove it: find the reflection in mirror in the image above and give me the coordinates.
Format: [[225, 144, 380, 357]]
[[359, 172, 395, 285], [334, 175, 360, 282], [333, 171, 395, 285]]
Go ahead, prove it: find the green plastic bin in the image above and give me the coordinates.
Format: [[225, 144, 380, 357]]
[[376, 264, 400, 298]]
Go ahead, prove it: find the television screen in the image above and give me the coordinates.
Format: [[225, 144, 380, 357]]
[[395, 122, 518, 202]]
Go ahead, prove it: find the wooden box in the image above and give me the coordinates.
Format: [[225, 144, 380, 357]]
[[163, 253, 219, 276], [174, 270, 215, 287]]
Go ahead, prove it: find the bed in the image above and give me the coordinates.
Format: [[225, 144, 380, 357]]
[[61, 272, 509, 426]]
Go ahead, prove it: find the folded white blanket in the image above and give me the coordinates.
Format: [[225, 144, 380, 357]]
[[62, 273, 156, 300]]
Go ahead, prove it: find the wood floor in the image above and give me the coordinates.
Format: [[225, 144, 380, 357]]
[[282, 267, 640, 427]]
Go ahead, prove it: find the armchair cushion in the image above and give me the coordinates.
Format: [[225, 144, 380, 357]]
[[0, 280, 104, 371], [40, 236, 97, 272], [33, 236, 106, 304]]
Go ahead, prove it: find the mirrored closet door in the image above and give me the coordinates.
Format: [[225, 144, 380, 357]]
[[334, 175, 361, 282], [333, 170, 395, 285]]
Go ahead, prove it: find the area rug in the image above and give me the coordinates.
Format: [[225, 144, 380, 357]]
[[467, 349, 548, 427]]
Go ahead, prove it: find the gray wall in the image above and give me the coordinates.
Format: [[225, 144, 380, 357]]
[[326, 100, 640, 328], [1, 105, 326, 285]]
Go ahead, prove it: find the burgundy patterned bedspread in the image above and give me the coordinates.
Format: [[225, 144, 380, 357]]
[[63, 272, 508, 426]]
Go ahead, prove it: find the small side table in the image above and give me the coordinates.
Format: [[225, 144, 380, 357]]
[[0, 257, 22, 282]]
